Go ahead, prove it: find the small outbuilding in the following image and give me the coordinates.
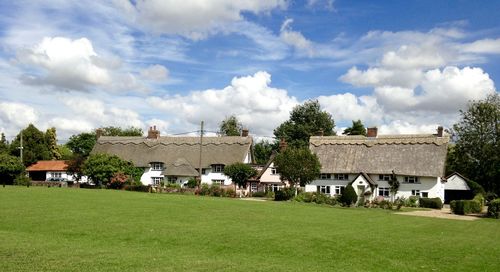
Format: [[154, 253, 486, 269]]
[[444, 172, 473, 203]]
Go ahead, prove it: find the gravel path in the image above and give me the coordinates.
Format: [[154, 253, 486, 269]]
[[395, 207, 484, 221]]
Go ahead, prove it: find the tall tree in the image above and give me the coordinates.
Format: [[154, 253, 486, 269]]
[[82, 153, 139, 186], [0, 153, 25, 185], [452, 93, 500, 194], [343, 120, 367, 136], [223, 162, 257, 192], [218, 115, 243, 136], [66, 132, 96, 157], [0, 133, 8, 154], [10, 124, 51, 166], [274, 100, 335, 148], [273, 147, 321, 188], [253, 140, 274, 164], [45, 127, 61, 159]]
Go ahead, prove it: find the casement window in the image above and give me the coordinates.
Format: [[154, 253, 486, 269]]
[[334, 185, 345, 195], [212, 164, 225, 173], [51, 172, 62, 178], [378, 187, 390, 197], [379, 174, 391, 181], [421, 192, 429, 198], [151, 177, 163, 185], [151, 162, 164, 171], [320, 173, 331, 180], [212, 179, 224, 185], [404, 176, 419, 183], [317, 185, 331, 194], [333, 174, 348, 180], [411, 190, 420, 196], [271, 168, 278, 175], [251, 183, 258, 192]]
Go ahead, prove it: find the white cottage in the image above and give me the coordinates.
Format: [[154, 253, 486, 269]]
[[91, 126, 253, 186], [26, 160, 88, 182], [305, 127, 449, 202]]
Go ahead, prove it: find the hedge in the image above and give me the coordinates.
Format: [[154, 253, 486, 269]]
[[123, 184, 150, 192], [450, 199, 482, 215], [418, 197, 443, 209], [487, 199, 500, 219], [274, 187, 295, 201]]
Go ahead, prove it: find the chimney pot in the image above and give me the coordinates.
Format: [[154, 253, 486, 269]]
[[147, 125, 160, 139], [367, 127, 378, 138], [241, 128, 249, 137]]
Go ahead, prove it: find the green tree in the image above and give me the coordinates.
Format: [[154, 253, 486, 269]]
[[339, 184, 357, 207], [0, 153, 25, 185], [57, 145, 73, 160], [66, 132, 96, 157], [218, 115, 243, 136], [253, 140, 274, 164], [0, 133, 9, 154], [45, 127, 61, 159], [10, 124, 51, 166], [100, 126, 143, 137], [343, 120, 367, 136], [274, 100, 335, 148], [452, 93, 500, 194], [83, 153, 139, 186], [388, 171, 400, 202], [223, 162, 257, 192], [273, 147, 321, 188]]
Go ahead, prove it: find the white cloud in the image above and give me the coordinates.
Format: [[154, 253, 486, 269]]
[[462, 38, 500, 54], [318, 93, 383, 127], [280, 19, 314, 56], [140, 64, 169, 82], [0, 102, 38, 135], [147, 71, 299, 136]]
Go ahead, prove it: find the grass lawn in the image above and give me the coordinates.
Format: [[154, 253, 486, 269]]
[[1, 187, 499, 271]]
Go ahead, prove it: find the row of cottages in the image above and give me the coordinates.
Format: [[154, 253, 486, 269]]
[[91, 126, 253, 186], [305, 127, 449, 202]]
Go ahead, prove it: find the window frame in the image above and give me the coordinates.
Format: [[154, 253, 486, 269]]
[[320, 173, 331, 180], [334, 185, 345, 195], [404, 176, 419, 184], [411, 189, 420, 196], [151, 177, 163, 185], [212, 164, 225, 173], [270, 168, 278, 175], [379, 174, 391, 181], [378, 187, 390, 197], [151, 162, 164, 171], [333, 174, 348, 180], [317, 185, 331, 194], [212, 179, 224, 185]]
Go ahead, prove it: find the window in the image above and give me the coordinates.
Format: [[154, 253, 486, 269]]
[[317, 185, 331, 194], [52, 172, 62, 178], [320, 173, 331, 180], [151, 177, 163, 185], [268, 184, 281, 192], [271, 168, 277, 175], [251, 183, 258, 192], [212, 164, 224, 173], [379, 174, 391, 181], [212, 179, 224, 185], [421, 192, 428, 198], [151, 162, 163, 171], [333, 174, 348, 180], [411, 190, 420, 196], [404, 176, 419, 183], [378, 187, 390, 197], [334, 185, 345, 195], [168, 176, 177, 183]]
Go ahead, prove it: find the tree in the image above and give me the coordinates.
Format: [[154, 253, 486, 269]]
[[66, 132, 96, 157], [253, 140, 274, 164], [223, 162, 257, 192], [10, 124, 51, 166], [0, 153, 25, 185], [218, 115, 243, 136], [82, 153, 141, 186], [100, 126, 143, 137], [66, 155, 86, 182], [274, 100, 335, 148], [452, 93, 500, 194], [388, 171, 400, 202], [339, 184, 357, 207], [57, 145, 73, 160], [343, 120, 367, 136], [273, 147, 321, 188], [0, 133, 8, 154], [45, 127, 61, 159]]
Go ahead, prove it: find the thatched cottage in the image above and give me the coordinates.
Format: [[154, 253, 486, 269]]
[[305, 127, 449, 202], [91, 126, 253, 186]]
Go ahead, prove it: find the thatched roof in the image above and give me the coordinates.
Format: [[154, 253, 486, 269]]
[[92, 136, 252, 170], [309, 134, 449, 177], [162, 158, 199, 177]]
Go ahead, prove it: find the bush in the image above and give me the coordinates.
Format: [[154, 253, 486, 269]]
[[123, 184, 150, 192], [339, 184, 357, 207], [294, 192, 338, 206], [465, 179, 486, 196], [394, 197, 406, 210], [14, 175, 31, 186], [274, 187, 295, 201], [265, 191, 275, 199], [405, 196, 419, 207], [379, 200, 393, 210], [209, 185, 222, 197], [419, 197, 443, 209], [198, 184, 211, 196], [251, 191, 266, 197], [487, 199, 500, 219], [187, 178, 197, 188], [450, 199, 482, 215], [473, 194, 485, 211], [485, 192, 498, 204]]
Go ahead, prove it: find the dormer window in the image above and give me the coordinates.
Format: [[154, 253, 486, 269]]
[[212, 164, 224, 173], [404, 176, 419, 183], [379, 174, 391, 181], [320, 173, 331, 180], [151, 162, 164, 171], [333, 174, 348, 180]]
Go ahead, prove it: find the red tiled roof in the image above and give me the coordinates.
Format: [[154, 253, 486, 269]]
[[26, 160, 69, 171]]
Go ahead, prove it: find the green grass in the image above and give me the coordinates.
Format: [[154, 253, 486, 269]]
[[1, 187, 499, 271]]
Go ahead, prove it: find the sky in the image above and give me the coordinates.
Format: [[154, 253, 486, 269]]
[[0, 0, 499, 142]]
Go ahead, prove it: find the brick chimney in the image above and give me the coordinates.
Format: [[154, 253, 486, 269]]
[[437, 126, 443, 137], [367, 127, 378, 138], [279, 138, 288, 152], [95, 128, 103, 140], [241, 128, 249, 137], [147, 125, 160, 139]]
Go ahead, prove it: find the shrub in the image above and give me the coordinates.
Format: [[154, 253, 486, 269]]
[[487, 199, 500, 219], [485, 192, 498, 204], [265, 191, 275, 199], [394, 197, 406, 210], [339, 184, 357, 207], [166, 183, 181, 189], [251, 191, 266, 197], [405, 196, 419, 207], [465, 179, 485, 196], [419, 197, 443, 209], [123, 184, 150, 192], [198, 184, 211, 196], [473, 194, 485, 211], [450, 199, 481, 215], [187, 178, 197, 188], [379, 200, 393, 209], [209, 185, 222, 197], [274, 187, 295, 201], [14, 175, 31, 186], [222, 188, 236, 198]]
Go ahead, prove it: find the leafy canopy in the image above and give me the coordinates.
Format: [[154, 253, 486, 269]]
[[10, 124, 51, 166], [83, 153, 142, 185], [223, 162, 257, 188], [343, 120, 367, 136], [253, 140, 274, 165], [66, 132, 96, 157], [0, 153, 25, 185], [273, 147, 321, 186], [219, 115, 243, 136], [274, 100, 335, 148]]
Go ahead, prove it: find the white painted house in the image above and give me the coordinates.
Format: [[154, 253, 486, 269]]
[[305, 127, 449, 202], [91, 126, 253, 186], [26, 160, 88, 182]]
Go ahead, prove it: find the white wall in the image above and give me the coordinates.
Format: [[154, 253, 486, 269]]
[[140, 167, 163, 186], [445, 175, 470, 190], [45, 171, 88, 182], [260, 162, 282, 184]]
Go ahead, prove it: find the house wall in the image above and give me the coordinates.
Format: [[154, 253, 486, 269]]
[[259, 162, 282, 184], [445, 175, 470, 190], [140, 167, 163, 185], [200, 168, 232, 186]]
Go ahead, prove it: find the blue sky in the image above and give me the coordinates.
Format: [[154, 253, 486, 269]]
[[0, 0, 499, 141]]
